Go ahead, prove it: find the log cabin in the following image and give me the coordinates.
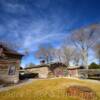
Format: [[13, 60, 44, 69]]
[[0, 44, 23, 83]]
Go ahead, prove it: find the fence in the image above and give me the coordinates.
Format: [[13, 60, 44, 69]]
[[78, 69, 100, 75]]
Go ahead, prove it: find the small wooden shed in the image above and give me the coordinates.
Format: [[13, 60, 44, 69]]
[[0, 44, 23, 83]]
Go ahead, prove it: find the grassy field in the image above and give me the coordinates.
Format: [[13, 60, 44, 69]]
[[0, 78, 100, 100]]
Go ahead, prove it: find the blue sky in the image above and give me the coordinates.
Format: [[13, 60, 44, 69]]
[[0, 0, 100, 67]]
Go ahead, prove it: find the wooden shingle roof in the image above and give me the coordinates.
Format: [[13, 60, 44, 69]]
[[0, 43, 24, 57]]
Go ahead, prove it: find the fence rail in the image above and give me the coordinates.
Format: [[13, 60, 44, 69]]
[[78, 69, 100, 75]]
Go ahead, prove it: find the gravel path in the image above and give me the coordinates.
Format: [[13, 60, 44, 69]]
[[0, 79, 35, 92]]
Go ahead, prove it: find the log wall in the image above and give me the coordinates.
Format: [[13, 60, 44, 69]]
[[0, 59, 20, 83]]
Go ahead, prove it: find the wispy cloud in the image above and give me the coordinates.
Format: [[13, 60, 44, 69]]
[[0, 0, 91, 53], [0, 0, 26, 13], [33, 0, 50, 9], [0, 15, 77, 53]]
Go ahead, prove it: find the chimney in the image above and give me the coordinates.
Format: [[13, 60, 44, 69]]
[[40, 60, 45, 65]]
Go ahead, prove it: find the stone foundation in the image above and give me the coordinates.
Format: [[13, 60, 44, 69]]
[[67, 85, 96, 100], [27, 67, 49, 78]]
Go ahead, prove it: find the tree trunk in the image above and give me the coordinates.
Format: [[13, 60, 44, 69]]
[[58, 56, 62, 62], [82, 49, 88, 69], [98, 50, 100, 65], [99, 57, 100, 65]]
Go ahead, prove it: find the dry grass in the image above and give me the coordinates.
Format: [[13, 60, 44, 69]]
[[0, 78, 100, 100]]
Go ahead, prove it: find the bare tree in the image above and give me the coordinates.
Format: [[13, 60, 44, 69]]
[[61, 45, 75, 66], [72, 49, 81, 66], [71, 24, 100, 69], [94, 43, 100, 65], [35, 43, 54, 64], [53, 48, 63, 62]]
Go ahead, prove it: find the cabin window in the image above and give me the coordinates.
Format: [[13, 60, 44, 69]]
[[8, 65, 16, 75]]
